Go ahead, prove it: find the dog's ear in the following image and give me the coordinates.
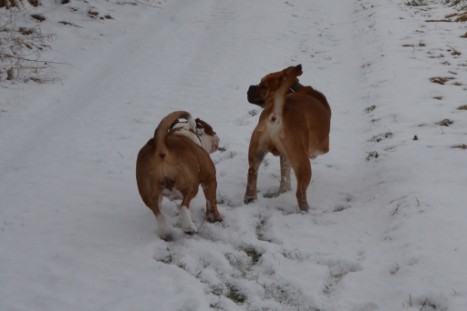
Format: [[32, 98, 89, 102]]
[[282, 64, 303, 81], [195, 118, 207, 129], [295, 64, 303, 77]]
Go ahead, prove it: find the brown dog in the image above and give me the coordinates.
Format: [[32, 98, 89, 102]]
[[136, 111, 222, 239], [244, 64, 331, 211]]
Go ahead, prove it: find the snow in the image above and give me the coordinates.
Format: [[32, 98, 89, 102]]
[[1, 0, 466, 310]]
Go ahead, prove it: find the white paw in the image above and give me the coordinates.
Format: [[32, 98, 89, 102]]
[[180, 206, 197, 234], [156, 214, 171, 240]]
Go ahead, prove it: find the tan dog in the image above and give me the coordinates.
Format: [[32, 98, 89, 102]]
[[136, 111, 222, 239], [244, 64, 331, 211]]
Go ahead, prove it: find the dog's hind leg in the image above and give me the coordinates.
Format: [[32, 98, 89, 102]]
[[180, 205, 197, 234], [288, 151, 312, 212], [202, 181, 223, 222], [149, 196, 171, 240], [180, 191, 198, 234], [278, 155, 292, 194]]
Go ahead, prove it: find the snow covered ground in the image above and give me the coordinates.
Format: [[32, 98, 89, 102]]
[[1, 0, 466, 310]]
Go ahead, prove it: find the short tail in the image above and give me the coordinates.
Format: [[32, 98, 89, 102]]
[[154, 111, 196, 158]]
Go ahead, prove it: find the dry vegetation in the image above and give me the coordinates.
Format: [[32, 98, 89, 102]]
[[0, 0, 40, 8], [0, 8, 56, 83], [0, 0, 115, 83]]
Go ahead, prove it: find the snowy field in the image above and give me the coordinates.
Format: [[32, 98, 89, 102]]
[[1, 0, 466, 310]]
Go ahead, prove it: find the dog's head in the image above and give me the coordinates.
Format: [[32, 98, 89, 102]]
[[195, 118, 220, 154], [247, 64, 303, 107]]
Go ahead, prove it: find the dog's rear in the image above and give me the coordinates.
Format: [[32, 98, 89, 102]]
[[154, 111, 196, 160], [136, 111, 194, 207], [136, 111, 222, 239], [282, 91, 331, 157]]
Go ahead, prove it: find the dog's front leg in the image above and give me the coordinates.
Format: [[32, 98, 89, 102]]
[[278, 155, 292, 194], [244, 131, 266, 203]]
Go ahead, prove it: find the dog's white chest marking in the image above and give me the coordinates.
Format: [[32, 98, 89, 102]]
[[273, 95, 284, 118], [268, 114, 282, 135], [265, 95, 287, 142]]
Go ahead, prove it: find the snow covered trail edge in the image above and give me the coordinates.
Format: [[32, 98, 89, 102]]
[[1, 0, 466, 310]]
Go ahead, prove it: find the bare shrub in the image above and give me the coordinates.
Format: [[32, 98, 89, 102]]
[[0, 9, 56, 83], [436, 118, 454, 126], [405, 0, 427, 6], [0, 0, 40, 8]]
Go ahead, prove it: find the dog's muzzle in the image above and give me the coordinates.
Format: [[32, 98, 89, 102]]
[[247, 85, 265, 107]]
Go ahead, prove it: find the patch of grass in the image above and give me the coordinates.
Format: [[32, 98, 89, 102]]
[[225, 283, 247, 304], [366, 151, 379, 161], [430, 76, 455, 85], [154, 248, 173, 264], [242, 246, 262, 265], [58, 21, 81, 27], [436, 118, 454, 126], [282, 248, 304, 262], [426, 11, 467, 23], [369, 132, 393, 142], [30, 14, 45, 22], [365, 105, 376, 113], [448, 45, 461, 56], [255, 214, 271, 242], [454, 12, 467, 22], [88, 9, 99, 18], [405, 0, 427, 6], [406, 295, 447, 311], [264, 283, 303, 307], [457, 105, 467, 110], [452, 144, 467, 149]]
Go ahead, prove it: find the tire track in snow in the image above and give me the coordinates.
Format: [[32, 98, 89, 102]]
[[149, 1, 383, 309]]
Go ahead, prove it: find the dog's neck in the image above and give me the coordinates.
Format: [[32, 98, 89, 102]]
[[271, 81, 302, 122], [272, 95, 284, 121], [290, 82, 304, 92]]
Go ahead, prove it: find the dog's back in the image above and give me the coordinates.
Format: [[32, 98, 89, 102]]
[[283, 91, 331, 156]]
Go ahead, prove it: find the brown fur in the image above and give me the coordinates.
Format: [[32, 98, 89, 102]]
[[136, 111, 222, 239], [244, 65, 331, 211]]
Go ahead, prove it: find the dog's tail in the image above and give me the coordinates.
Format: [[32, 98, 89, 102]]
[[154, 111, 196, 159]]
